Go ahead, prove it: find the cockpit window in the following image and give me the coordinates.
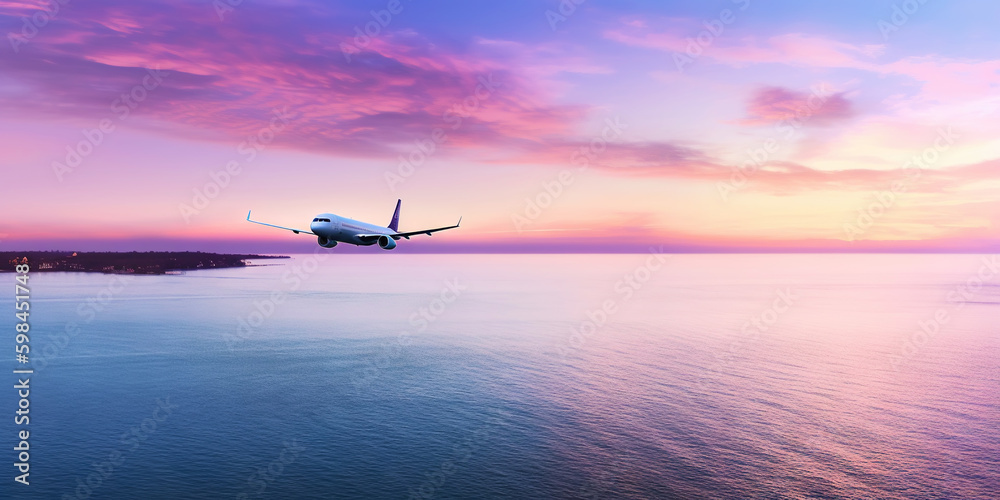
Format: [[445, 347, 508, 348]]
[[313, 218, 331, 223]]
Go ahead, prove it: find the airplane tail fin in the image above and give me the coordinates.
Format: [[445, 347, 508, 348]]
[[388, 199, 401, 231]]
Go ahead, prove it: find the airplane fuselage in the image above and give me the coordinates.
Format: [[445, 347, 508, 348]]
[[310, 213, 395, 247]]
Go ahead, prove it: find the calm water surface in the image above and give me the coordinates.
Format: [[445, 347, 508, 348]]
[[3, 254, 998, 499]]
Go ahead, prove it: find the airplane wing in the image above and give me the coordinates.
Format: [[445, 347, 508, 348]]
[[357, 217, 462, 242], [246, 210, 315, 235]]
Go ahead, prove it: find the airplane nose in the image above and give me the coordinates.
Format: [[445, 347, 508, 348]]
[[310, 216, 332, 232]]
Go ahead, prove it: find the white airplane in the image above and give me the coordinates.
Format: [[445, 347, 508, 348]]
[[246, 200, 460, 250]]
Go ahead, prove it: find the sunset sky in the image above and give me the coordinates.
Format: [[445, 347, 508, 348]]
[[1, 0, 998, 252]]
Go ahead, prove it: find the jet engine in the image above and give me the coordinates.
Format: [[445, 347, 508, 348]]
[[377, 235, 397, 250], [318, 236, 338, 248]]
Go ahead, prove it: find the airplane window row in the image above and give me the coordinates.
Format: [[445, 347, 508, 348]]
[[312, 218, 332, 222]]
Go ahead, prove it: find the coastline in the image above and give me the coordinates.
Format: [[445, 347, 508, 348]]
[[2, 251, 290, 275]]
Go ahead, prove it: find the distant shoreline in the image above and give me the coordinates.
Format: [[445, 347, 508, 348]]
[[2, 251, 289, 275]]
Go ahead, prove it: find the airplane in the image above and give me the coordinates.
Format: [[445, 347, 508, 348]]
[[246, 199, 460, 250]]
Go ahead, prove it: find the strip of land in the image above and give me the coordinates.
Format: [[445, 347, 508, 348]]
[[2, 251, 289, 274]]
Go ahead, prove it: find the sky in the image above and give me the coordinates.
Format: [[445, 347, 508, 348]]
[[1, 0, 998, 253]]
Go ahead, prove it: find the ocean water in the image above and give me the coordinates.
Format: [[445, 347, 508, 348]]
[[3, 253, 998, 499]]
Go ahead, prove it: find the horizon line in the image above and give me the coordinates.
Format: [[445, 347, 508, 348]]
[[3, 249, 997, 255]]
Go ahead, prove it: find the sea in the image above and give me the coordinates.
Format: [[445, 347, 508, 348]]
[[3, 253, 998, 499]]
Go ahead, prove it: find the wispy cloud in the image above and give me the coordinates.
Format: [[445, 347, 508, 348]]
[[741, 86, 854, 126], [0, 1, 585, 158]]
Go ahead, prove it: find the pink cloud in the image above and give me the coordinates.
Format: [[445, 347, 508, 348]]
[[500, 128, 1000, 197], [0, 0, 48, 11], [881, 57, 1000, 104], [727, 33, 876, 68], [500, 139, 719, 177], [605, 17, 1000, 107], [0, 1, 587, 159], [604, 18, 880, 70], [742, 86, 854, 126]]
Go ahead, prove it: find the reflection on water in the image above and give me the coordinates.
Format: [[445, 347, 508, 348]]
[[8, 254, 998, 499]]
